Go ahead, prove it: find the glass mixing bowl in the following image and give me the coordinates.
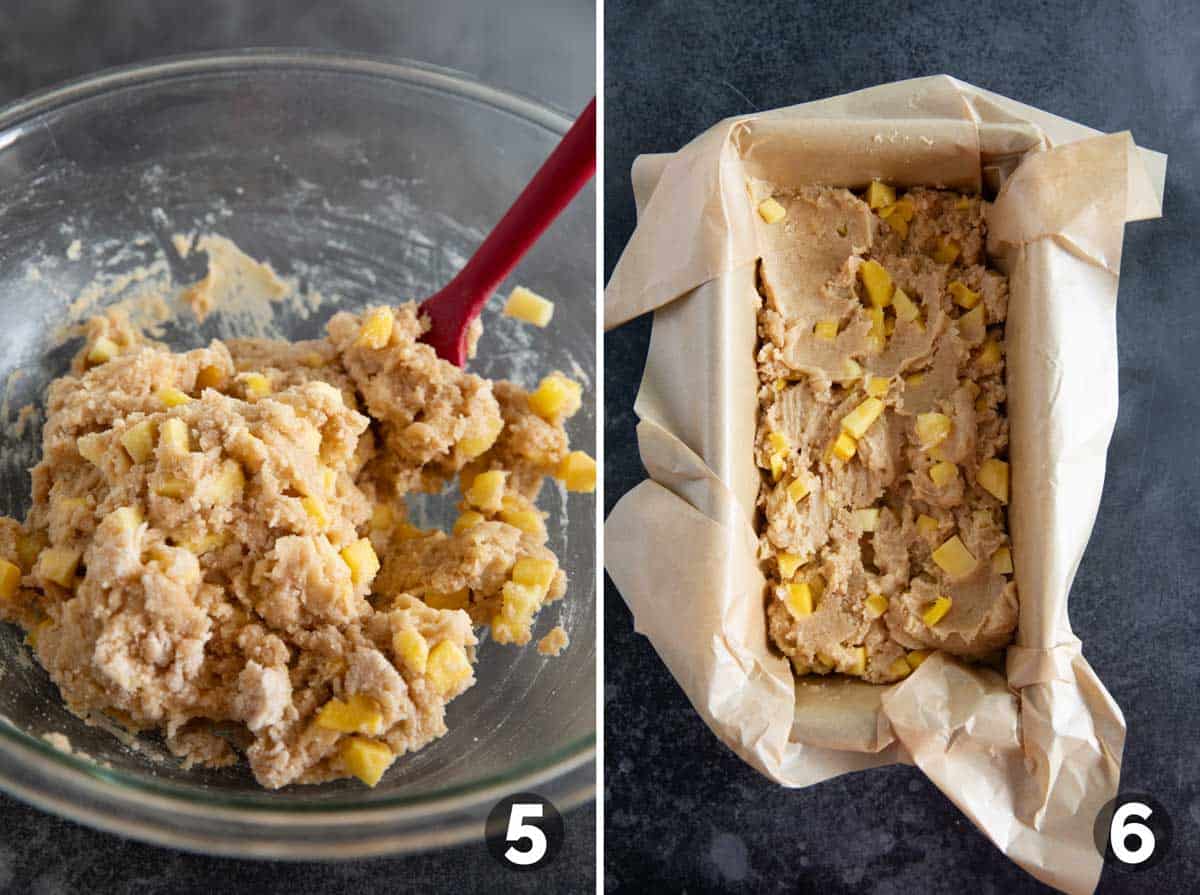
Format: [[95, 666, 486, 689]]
[[0, 50, 595, 857]]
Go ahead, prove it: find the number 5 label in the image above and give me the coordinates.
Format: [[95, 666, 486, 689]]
[[486, 792, 565, 871]]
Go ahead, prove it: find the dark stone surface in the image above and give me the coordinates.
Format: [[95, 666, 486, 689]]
[[604, 1, 1196, 892], [0, 2, 594, 893]]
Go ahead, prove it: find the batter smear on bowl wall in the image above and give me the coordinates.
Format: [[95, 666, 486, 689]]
[[753, 181, 1016, 683], [0, 248, 594, 789]]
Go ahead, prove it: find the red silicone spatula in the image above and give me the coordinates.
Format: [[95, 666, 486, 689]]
[[419, 98, 596, 366]]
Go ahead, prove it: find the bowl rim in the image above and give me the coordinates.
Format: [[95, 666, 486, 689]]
[[0, 47, 595, 857]]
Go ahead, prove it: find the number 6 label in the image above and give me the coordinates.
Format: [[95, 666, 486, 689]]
[[486, 793, 565, 870], [1093, 793, 1173, 872]]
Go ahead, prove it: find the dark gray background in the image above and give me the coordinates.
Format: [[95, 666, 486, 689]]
[[0, 2, 594, 893], [604, 1, 1196, 892]]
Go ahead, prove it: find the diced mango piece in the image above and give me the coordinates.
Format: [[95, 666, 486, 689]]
[[767, 432, 790, 455], [865, 181, 896, 210], [838, 357, 863, 383], [841, 397, 885, 439], [904, 372, 925, 388], [177, 530, 229, 555], [887, 655, 912, 678], [915, 412, 951, 448], [458, 417, 504, 460], [355, 307, 394, 349], [503, 286, 554, 327], [241, 372, 271, 398], [859, 260, 894, 308], [783, 581, 813, 618], [978, 458, 1009, 504], [757, 197, 787, 224], [158, 417, 190, 455], [37, 547, 80, 588], [922, 596, 953, 627], [916, 514, 940, 538], [932, 237, 960, 265], [978, 339, 1002, 368], [107, 506, 143, 532], [864, 593, 889, 619], [829, 432, 857, 463], [512, 556, 557, 592], [424, 587, 469, 611], [867, 306, 886, 348], [786, 477, 810, 502], [427, 641, 473, 696], [0, 559, 21, 602], [76, 433, 106, 466], [395, 522, 427, 540], [958, 304, 985, 335], [813, 320, 839, 341], [341, 538, 381, 588], [195, 364, 226, 392], [772, 378, 787, 392], [932, 536, 977, 578], [15, 532, 46, 572], [992, 546, 1014, 575], [121, 420, 157, 464], [393, 628, 429, 675], [452, 511, 484, 535], [852, 507, 880, 532], [929, 461, 958, 488], [317, 693, 384, 735], [339, 736, 394, 787], [206, 460, 244, 505], [466, 469, 507, 512], [777, 552, 803, 580], [846, 646, 868, 676], [769, 453, 786, 482], [891, 288, 920, 323], [881, 209, 909, 238], [155, 387, 191, 409], [500, 508, 545, 538], [301, 495, 329, 529], [907, 649, 932, 669], [86, 337, 120, 366], [887, 196, 916, 222], [529, 373, 583, 422], [154, 478, 189, 499], [866, 376, 890, 398], [948, 280, 981, 310], [558, 451, 596, 493]]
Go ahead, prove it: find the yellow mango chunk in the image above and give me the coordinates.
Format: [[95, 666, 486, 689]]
[[891, 288, 920, 323], [427, 641, 473, 696], [341, 538, 381, 588], [907, 649, 932, 669], [504, 286, 554, 327], [932, 536, 977, 578], [37, 547, 80, 588], [932, 237, 960, 265], [86, 336, 120, 366], [393, 628, 429, 675], [841, 397, 885, 439], [355, 307, 394, 349], [866, 376, 890, 398], [424, 587, 470, 611], [767, 432, 790, 455], [887, 196, 916, 222], [195, 364, 226, 392], [466, 469, 507, 512], [881, 209, 909, 238], [929, 461, 958, 488], [915, 412, 951, 448], [783, 581, 813, 618], [904, 372, 925, 388], [948, 280, 981, 310], [992, 546, 1014, 575], [859, 260, 894, 308], [155, 387, 191, 409], [107, 506, 143, 532], [76, 433, 106, 466], [958, 304, 985, 335], [121, 420, 157, 464], [852, 507, 880, 532], [887, 656, 912, 678], [838, 357, 863, 383], [829, 431, 857, 463], [757, 197, 787, 224], [529, 373, 583, 422], [867, 306, 886, 349], [864, 593, 889, 619], [558, 451, 596, 493], [978, 338, 1002, 368], [512, 556, 557, 592], [15, 532, 47, 572], [0, 559, 21, 601], [154, 478, 189, 499], [772, 378, 787, 392], [846, 646, 868, 676], [865, 181, 896, 210], [241, 372, 272, 398], [769, 453, 786, 482], [978, 458, 1009, 504], [453, 511, 485, 535], [499, 507, 546, 538], [206, 460, 244, 505], [922, 595, 953, 627], [916, 514, 940, 539], [777, 552, 804, 580], [316, 693, 384, 735], [177, 531, 229, 555], [813, 320, 839, 341], [158, 417, 190, 455], [786, 477, 810, 502], [339, 737, 394, 787], [300, 495, 329, 529]]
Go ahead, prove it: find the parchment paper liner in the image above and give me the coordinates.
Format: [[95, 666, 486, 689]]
[[604, 76, 1164, 893]]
